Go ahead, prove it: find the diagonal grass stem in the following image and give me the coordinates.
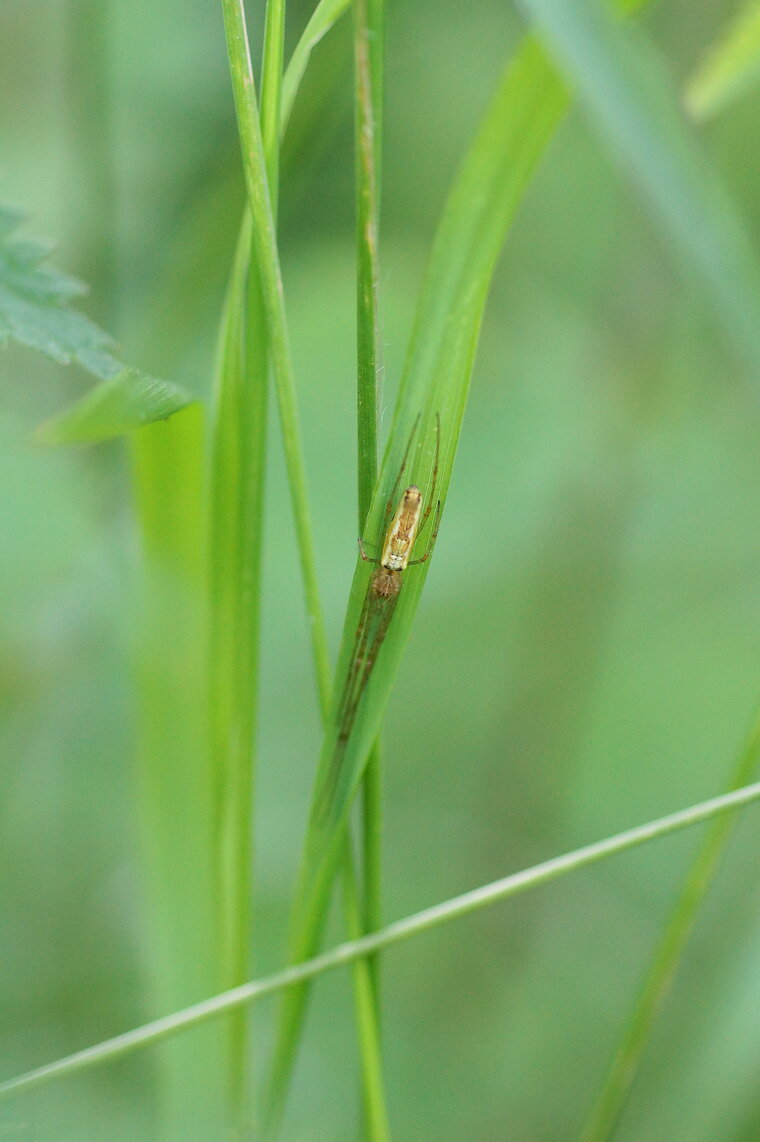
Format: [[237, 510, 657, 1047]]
[[5, 777, 760, 1102]]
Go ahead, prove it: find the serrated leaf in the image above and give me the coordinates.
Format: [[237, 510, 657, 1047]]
[[35, 368, 193, 444], [0, 206, 194, 438], [0, 208, 129, 368]]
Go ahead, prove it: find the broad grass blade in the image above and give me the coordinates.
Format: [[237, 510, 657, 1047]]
[[131, 405, 228, 1141], [264, 36, 572, 1134]]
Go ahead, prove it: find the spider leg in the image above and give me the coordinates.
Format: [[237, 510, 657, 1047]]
[[384, 412, 421, 523], [358, 537, 381, 564], [407, 498, 442, 565], [415, 412, 441, 541]]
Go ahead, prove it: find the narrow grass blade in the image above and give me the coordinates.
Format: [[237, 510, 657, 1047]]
[[354, 0, 388, 1125], [130, 405, 228, 1141], [686, 0, 760, 120], [354, 0, 383, 932], [579, 707, 760, 1142], [342, 843, 391, 1142], [208, 208, 268, 1127], [515, 0, 760, 386], [263, 35, 573, 1135], [208, 0, 285, 1127], [6, 777, 760, 1101], [355, 0, 382, 526], [221, 0, 331, 711], [223, 3, 390, 1132], [281, 0, 352, 133], [221, 4, 391, 1133]]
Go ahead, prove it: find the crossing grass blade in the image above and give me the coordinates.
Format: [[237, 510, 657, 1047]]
[[281, 0, 352, 133]]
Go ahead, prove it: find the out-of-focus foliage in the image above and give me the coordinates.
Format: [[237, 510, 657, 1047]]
[[0, 207, 191, 438], [0, 206, 119, 377], [3, 1, 760, 1141], [687, 0, 760, 119]]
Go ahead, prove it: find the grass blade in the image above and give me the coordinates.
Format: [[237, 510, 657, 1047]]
[[686, 0, 760, 120], [354, 0, 388, 1131], [222, 4, 390, 1134], [342, 846, 391, 1142], [6, 776, 760, 1100], [515, 0, 760, 386], [579, 706, 760, 1142], [221, 0, 331, 712], [130, 405, 228, 1141], [208, 208, 268, 1128], [281, 0, 352, 133], [263, 35, 573, 1134], [208, 0, 285, 1127], [355, 0, 382, 526]]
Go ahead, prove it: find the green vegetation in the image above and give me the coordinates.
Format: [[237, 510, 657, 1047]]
[[3, 1, 760, 1140]]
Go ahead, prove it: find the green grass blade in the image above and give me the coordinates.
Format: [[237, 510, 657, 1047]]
[[579, 706, 760, 1142], [221, 0, 332, 712], [515, 0, 760, 385], [222, 6, 389, 1133], [281, 0, 352, 133], [208, 208, 268, 1128], [263, 35, 573, 1135], [686, 0, 760, 120], [261, 0, 286, 196], [223, 4, 389, 1133], [355, 0, 382, 526], [342, 845, 391, 1142], [208, 0, 285, 1127], [130, 405, 228, 1141], [353, 0, 389, 1132], [6, 777, 760, 1101]]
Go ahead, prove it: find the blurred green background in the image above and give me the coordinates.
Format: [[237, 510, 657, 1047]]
[[3, 0, 760, 1139]]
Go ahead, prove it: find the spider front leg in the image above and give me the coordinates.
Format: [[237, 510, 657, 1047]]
[[416, 412, 441, 541], [384, 412, 421, 524]]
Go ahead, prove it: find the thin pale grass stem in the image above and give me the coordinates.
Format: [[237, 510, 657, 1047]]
[[4, 777, 760, 1102]]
